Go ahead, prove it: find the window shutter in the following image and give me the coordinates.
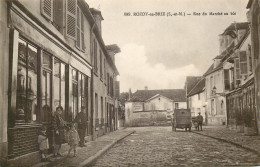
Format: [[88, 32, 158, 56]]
[[234, 58, 241, 85], [41, 0, 53, 20], [65, 0, 77, 40], [53, 0, 63, 30], [224, 69, 230, 90], [81, 12, 85, 51], [239, 51, 247, 75], [76, 6, 80, 48]]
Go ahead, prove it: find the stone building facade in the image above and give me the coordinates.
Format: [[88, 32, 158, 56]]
[[0, 0, 120, 165]]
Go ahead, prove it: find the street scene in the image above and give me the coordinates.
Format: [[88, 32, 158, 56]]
[[93, 127, 260, 166], [1, 0, 260, 167]]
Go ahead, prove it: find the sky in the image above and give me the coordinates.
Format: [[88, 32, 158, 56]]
[[86, 0, 248, 93]]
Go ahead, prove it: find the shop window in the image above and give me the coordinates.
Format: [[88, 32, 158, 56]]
[[54, 58, 66, 119], [72, 69, 78, 120], [79, 73, 88, 111], [42, 52, 52, 122], [16, 39, 38, 123]]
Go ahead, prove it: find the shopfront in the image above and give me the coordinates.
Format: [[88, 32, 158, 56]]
[[7, 5, 92, 159]]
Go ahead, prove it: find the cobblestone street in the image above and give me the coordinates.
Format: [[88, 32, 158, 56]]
[[92, 127, 260, 166]]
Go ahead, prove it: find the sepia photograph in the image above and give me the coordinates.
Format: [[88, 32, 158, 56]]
[[1, 0, 260, 166]]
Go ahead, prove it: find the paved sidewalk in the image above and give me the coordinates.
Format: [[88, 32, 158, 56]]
[[33, 128, 135, 167], [192, 126, 260, 155]]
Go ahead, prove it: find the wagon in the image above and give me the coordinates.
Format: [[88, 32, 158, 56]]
[[172, 109, 192, 132]]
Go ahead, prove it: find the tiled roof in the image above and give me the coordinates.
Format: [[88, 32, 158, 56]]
[[185, 76, 202, 95], [187, 78, 205, 97], [131, 89, 186, 102]]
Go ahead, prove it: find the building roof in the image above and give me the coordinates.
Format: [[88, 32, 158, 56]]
[[213, 55, 224, 60], [185, 76, 202, 95], [187, 78, 205, 97], [221, 22, 249, 35], [203, 62, 223, 76], [89, 8, 104, 20], [131, 89, 186, 102]]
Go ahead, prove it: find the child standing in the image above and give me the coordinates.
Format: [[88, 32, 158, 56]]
[[68, 123, 80, 157], [38, 125, 49, 162]]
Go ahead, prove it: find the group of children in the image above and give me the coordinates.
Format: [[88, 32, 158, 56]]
[[38, 123, 80, 162]]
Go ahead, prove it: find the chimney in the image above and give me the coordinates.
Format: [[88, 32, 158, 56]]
[[144, 86, 148, 90], [128, 88, 132, 101], [106, 44, 121, 63], [246, 11, 252, 24], [90, 8, 104, 34]]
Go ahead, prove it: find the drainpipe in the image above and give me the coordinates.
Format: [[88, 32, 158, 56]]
[[90, 23, 96, 140]]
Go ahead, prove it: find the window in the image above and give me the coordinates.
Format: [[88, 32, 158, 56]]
[[42, 52, 52, 122], [234, 58, 241, 85], [104, 59, 106, 81], [210, 76, 213, 95], [79, 74, 88, 110], [76, 6, 85, 51], [65, 0, 77, 40], [53, 59, 66, 119], [40, 0, 76, 36], [224, 69, 230, 90], [175, 103, 179, 109], [211, 99, 215, 115], [41, 0, 53, 21], [95, 93, 98, 118], [101, 96, 104, 119], [94, 40, 98, 73], [239, 51, 247, 76], [16, 39, 38, 123], [107, 73, 110, 95], [248, 44, 252, 73], [110, 76, 114, 97], [72, 69, 78, 120], [100, 50, 103, 78]]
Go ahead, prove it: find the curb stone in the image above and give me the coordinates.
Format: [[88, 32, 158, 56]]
[[79, 130, 136, 167], [191, 131, 260, 156]]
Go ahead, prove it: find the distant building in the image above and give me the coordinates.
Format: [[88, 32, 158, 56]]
[[185, 76, 203, 108], [204, 22, 249, 126], [125, 89, 187, 126], [187, 78, 206, 124]]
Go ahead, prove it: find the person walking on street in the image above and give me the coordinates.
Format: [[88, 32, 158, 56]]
[[75, 106, 87, 147], [196, 112, 203, 131]]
